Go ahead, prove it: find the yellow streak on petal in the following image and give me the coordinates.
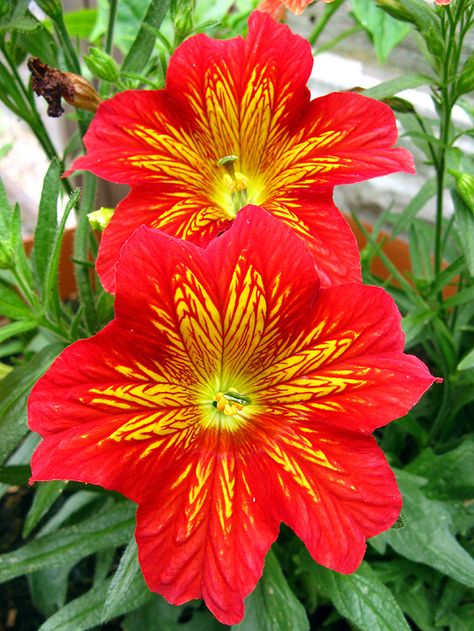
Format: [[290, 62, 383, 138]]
[[265, 442, 319, 503], [170, 462, 193, 490]]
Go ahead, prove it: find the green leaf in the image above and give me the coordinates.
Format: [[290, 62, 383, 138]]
[[453, 189, 474, 276], [0, 278, 31, 319], [39, 570, 151, 631], [407, 441, 474, 500], [0, 0, 38, 34], [63, 8, 97, 38], [362, 73, 431, 100], [309, 560, 410, 631], [458, 347, 474, 371], [28, 565, 70, 617], [0, 319, 37, 343], [0, 463, 30, 484], [391, 177, 437, 237], [122, 0, 171, 73], [232, 549, 309, 631], [373, 471, 474, 589], [42, 189, 80, 322], [15, 17, 58, 66], [0, 501, 135, 583], [0, 344, 62, 464], [102, 537, 142, 621], [33, 158, 60, 295], [23, 480, 67, 537], [351, 0, 410, 63]]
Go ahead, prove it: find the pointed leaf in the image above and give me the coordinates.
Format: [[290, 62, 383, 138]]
[[33, 158, 60, 293], [373, 471, 474, 589], [0, 279, 31, 320], [102, 537, 142, 621], [0, 344, 62, 464], [23, 480, 68, 537], [232, 549, 309, 631], [0, 502, 135, 582], [308, 560, 410, 631]]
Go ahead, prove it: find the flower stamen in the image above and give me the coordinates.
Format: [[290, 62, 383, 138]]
[[217, 155, 249, 216], [212, 389, 252, 417]]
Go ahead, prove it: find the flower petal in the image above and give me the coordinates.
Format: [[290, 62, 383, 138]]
[[97, 187, 230, 293], [265, 191, 361, 286], [256, 420, 401, 572], [264, 91, 415, 196], [136, 434, 279, 624], [206, 205, 320, 379], [257, 283, 438, 432], [166, 11, 313, 172]]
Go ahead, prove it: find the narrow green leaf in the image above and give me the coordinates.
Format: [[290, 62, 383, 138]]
[[0, 278, 31, 320], [122, 0, 170, 73], [362, 73, 431, 100], [373, 471, 474, 589], [102, 537, 141, 621], [232, 549, 309, 631], [0, 344, 62, 464], [23, 480, 67, 537], [453, 189, 474, 276], [0, 464, 31, 484], [39, 569, 151, 631], [43, 189, 80, 321], [33, 158, 60, 293], [0, 501, 135, 583], [310, 561, 410, 631], [443, 285, 474, 309], [458, 347, 474, 371], [0, 319, 37, 343], [392, 177, 437, 236], [28, 565, 70, 617]]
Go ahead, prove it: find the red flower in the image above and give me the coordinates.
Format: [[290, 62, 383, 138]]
[[29, 206, 437, 625], [68, 11, 414, 292]]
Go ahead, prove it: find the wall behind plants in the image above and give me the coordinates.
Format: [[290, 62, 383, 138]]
[[0, 1, 474, 630]]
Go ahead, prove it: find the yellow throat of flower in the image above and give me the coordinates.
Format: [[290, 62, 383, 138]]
[[215, 155, 263, 218]]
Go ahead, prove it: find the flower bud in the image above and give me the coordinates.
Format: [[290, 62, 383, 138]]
[[28, 57, 102, 117], [88, 207, 114, 231], [83, 48, 120, 83], [376, 0, 413, 22]]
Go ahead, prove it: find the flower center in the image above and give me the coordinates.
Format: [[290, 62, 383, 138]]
[[212, 388, 252, 417], [217, 155, 249, 218]]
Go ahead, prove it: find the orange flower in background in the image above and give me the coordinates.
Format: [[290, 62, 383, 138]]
[[68, 11, 414, 292], [29, 207, 438, 624], [258, 0, 336, 20]]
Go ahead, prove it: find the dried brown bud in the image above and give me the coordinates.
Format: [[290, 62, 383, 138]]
[[28, 57, 102, 117]]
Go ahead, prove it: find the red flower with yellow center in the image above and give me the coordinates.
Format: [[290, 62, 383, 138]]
[[29, 206, 437, 625], [68, 11, 414, 292]]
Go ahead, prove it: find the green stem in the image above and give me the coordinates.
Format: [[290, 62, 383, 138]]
[[308, 0, 346, 47], [53, 13, 81, 74], [74, 173, 98, 335], [105, 0, 118, 55]]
